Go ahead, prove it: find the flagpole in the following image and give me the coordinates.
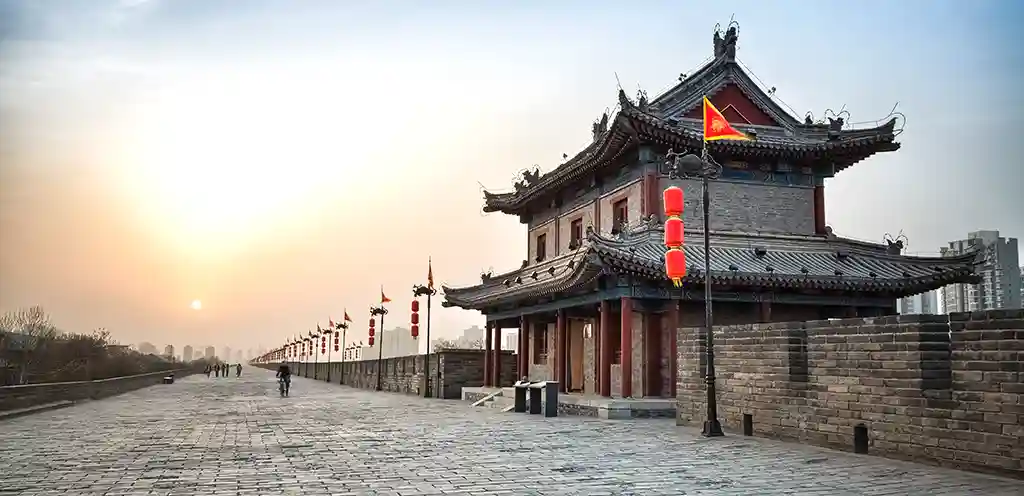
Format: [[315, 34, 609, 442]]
[[699, 94, 723, 437]]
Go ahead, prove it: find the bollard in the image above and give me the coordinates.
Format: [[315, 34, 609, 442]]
[[742, 414, 753, 436], [543, 381, 559, 417], [528, 383, 544, 414], [513, 380, 530, 413]]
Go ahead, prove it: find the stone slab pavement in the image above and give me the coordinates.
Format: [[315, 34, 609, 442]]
[[0, 369, 1020, 496]]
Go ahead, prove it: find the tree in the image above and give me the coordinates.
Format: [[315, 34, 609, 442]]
[[0, 306, 58, 384], [432, 338, 483, 351]]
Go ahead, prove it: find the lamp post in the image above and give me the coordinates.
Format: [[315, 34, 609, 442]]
[[370, 304, 388, 391], [412, 283, 436, 397], [311, 331, 320, 380], [667, 149, 724, 437], [334, 321, 349, 385]]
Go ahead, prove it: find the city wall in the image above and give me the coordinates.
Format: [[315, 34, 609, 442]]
[[0, 368, 198, 413], [256, 349, 516, 399], [677, 309, 1023, 478]]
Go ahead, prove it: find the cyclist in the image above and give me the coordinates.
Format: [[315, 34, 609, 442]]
[[276, 362, 292, 396]]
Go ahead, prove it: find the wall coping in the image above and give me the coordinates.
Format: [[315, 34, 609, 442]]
[[0, 368, 190, 390]]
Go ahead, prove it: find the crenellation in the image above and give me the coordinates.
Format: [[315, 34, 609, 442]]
[[677, 309, 1024, 478]]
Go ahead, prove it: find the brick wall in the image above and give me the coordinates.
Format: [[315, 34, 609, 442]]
[[677, 310, 1023, 478], [257, 350, 516, 399], [0, 368, 197, 412]]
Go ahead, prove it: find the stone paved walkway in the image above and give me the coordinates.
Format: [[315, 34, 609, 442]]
[[0, 369, 1020, 496]]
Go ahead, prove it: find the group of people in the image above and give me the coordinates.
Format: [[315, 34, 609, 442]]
[[205, 363, 242, 378]]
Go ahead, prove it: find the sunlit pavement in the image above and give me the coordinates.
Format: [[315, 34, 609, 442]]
[[0, 369, 1020, 496]]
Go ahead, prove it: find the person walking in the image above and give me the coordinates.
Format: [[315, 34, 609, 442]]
[[235, 363, 242, 377]]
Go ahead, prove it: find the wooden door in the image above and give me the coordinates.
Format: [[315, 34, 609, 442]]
[[570, 321, 584, 391]]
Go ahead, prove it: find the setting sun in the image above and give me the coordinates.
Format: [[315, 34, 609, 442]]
[[190, 299, 203, 311]]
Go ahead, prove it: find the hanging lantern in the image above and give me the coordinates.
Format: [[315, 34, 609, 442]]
[[411, 312, 420, 325], [665, 217, 684, 248], [369, 318, 376, 328], [411, 300, 420, 312], [369, 328, 375, 337], [663, 185, 686, 285], [665, 248, 687, 287], [411, 324, 419, 338], [334, 343, 339, 352], [663, 186, 684, 217], [368, 336, 375, 346]]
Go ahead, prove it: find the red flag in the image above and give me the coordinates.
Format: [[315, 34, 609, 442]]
[[344, 310, 352, 322], [381, 288, 391, 304], [329, 318, 335, 328], [427, 258, 434, 290], [703, 96, 751, 142], [316, 323, 322, 333]]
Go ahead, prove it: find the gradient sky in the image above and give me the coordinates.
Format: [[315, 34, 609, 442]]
[[1, 0, 1021, 353]]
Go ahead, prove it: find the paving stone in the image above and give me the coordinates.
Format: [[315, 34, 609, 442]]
[[0, 370, 1021, 495]]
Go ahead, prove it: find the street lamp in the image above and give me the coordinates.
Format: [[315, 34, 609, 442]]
[[370, 304, 388, 391], [666, 149, 724, 437], [334, 321, 349, 384], [412, 283, 436, 397]]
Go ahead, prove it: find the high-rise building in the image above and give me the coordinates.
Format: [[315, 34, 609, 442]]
[[204, 346, 215, 360], [163, 345, 174, 360], [504, 332, 518, 354], [138, 342, 157, 355], [222, 346, 232, 363], [234, 349, 243, 363], [939, 231, 1021, 312], [899, 291, 938, 315], [182, 345, 194, 362]]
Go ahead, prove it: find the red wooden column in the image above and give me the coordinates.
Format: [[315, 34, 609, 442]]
[[620, 297, 633, 398], [813, 183, 826, 235], [599, 300, 612, 397], [555, 310, 567, 392], [483, 322, 493, 387], [667, 301, 679, 398], [492, 324, 502, 387]]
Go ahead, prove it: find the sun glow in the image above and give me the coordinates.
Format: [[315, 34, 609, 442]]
[[191, 299, 202, 310], [115, 75, 393, 254]]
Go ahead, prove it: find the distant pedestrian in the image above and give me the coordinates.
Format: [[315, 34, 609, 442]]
[[205, 365, 211, 377], [235, 363, 242, 377]]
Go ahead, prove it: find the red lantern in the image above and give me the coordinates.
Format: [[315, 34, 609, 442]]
[[411, 324, 419, 338], [411, 312, 419, 325], [322, 336, 326, 346], [411, 300, 420, 312], [665, 248, 687, 287], [368, 336, 375, 346], [663, 186, 684, 217], [665, 217, 684, 248], [369, 328, 375, 337], [369, 318, 375, 328], [334, 344, 339, 352]]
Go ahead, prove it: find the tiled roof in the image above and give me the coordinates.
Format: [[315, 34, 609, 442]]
[[441, 226, 981, 311], [441, 248, 602, 310], [592, 226, 979, 293]]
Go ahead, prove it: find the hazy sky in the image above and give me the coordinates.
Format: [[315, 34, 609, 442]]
[[1, 0, 1021, 353]]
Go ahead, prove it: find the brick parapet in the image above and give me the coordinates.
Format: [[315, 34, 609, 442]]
[[676, 309, 1023, 478]]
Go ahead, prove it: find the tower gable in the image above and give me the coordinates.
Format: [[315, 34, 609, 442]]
[[680, 83, 780, 127]]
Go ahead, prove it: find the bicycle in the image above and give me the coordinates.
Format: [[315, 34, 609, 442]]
[[278, 376, 290, 397]]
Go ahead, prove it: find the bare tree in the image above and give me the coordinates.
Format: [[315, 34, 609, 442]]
[[0, 306, 58, 383]]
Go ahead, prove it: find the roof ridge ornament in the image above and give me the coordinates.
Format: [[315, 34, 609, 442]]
[[713, 19, 740, 61], [592, 112, 609, 141]]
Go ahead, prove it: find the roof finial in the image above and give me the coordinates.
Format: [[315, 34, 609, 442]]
[[713, 18, 740, 60]]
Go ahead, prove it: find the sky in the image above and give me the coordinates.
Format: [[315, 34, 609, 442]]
[[1, 0, 1022, 354]]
